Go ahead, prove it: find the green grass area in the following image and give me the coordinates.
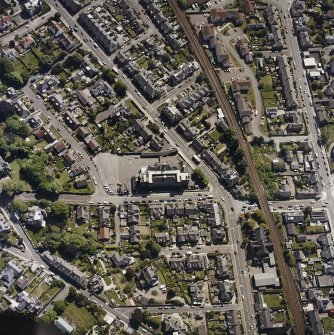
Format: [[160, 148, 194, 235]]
[[263, 293, 281, 309], [50, 126, 61, 139], [251, 145, 279, 199], [63, 302, 95, 334], [273, 311, 286, 323], [208, 129, 221, 143], [261, 90, 278, 109], [124, 99, 143, 118], [247, 87, 256, 109], [321, 124, 334, 149], [260, 75, 273, 91], [11, 59, 28, 76], [21, 51, 40, 70], [0, 256, 5, 271], [306, 225, 324, 234], [9, 161, 32, 192], [103, 275, 111, 286], [105, 288, 123, 305], [323, 317, 334, 333]]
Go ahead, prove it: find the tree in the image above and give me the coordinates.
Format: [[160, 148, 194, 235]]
[[67, 286, 78, 302], [114, 80, 127, 97], [192, 168, 209, 187], [37, 180, 62, 197], [284, 251, 296, 267], [123, 285, 132, 294], [21, 70, 30, 85], [61, 233, 88, 258], [5, 116, 30, 138], [252, 209, 265, 224], [43, 233, 62, 251], [147, 122, 160, 135], [102, 68, 117, 85], [178, 0, 188, 9], [53, 12, 61, 21], [40, 55, 54, 71], [65, 52, 83, 69], [1, 179, 24, 196], [125, 267, 136, 280], [53, 300, 66, 315], [50, 201, 69, 222], [8, 40, 15, 48], [5, 72, 23, 87], [147, 59, 156, 70], [51, 62, 63, 75], [145, 239, 161, 259], [0, 57, 14, 77], [9, 199, 29, 215]]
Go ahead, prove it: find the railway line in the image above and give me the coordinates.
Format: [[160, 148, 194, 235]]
[[168, 1, 305, 333]]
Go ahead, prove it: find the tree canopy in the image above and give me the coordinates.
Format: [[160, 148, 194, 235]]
[[114, 80, 127, 97]]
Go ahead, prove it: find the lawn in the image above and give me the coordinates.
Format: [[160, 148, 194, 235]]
[[260, 75, 273, 91], [63, 302, 95, 334], [21, 51, 40, 70], [208, 129, 221, 143], [105, 288, 123, 305], [11, 59, 28, 76], [323, 317, 334, 333], [103, 275, 111, 286], [124, 99, 143, 119], [261, 90, 278, 109], [321, 124, 334, 149], [9, 161, 32, 192], [263, 293, 281, 309]]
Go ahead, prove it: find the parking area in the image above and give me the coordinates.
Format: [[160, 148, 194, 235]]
[[94, 153, 159, 191]]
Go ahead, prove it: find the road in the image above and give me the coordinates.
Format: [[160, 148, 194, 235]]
[[0, 10, 56, 47], [268, 1, 334, 226], [22, 84, 105, 197], [167, 1, 305, 334], [2, 205, 154, 335], [7, 0, 255, 332]]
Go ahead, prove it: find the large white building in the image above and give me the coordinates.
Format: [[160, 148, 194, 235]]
[[135, 162, 189, 189]]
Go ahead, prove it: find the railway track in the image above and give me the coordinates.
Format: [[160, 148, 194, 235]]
[[168, 1, 305, 333]]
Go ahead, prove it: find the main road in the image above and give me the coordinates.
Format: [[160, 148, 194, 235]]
[[167, 1, 305, 334]]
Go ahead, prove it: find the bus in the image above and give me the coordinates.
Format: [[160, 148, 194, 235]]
[[112, 66, 119, 75], [192, 154, 201, 164]]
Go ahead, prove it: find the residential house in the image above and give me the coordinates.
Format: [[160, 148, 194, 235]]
[[155, 232, 170, 245], [185, 254, 208, 272], [26, 206, 46, 228], [16, 35, 35, 54], [1, 261, 22, 287], [277, 55, 298, 109], [108, 253, 132, 267], [75, 175, 88, 189], [48, 20, 64, 37], [189, 282, 204, 305], [218, 281, 234, 303], [209, 8, 244, 26], [98, 227, 110, 242], [90, 80, 115, 99], [137, 266, 158, 288], [161, 105, 183, 125], [162, 314, 187, 335], [42, 251, 88, 289], [76, 206, 88, 225], [0, 16, 12, 32], [216, 255, 230, 279]]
